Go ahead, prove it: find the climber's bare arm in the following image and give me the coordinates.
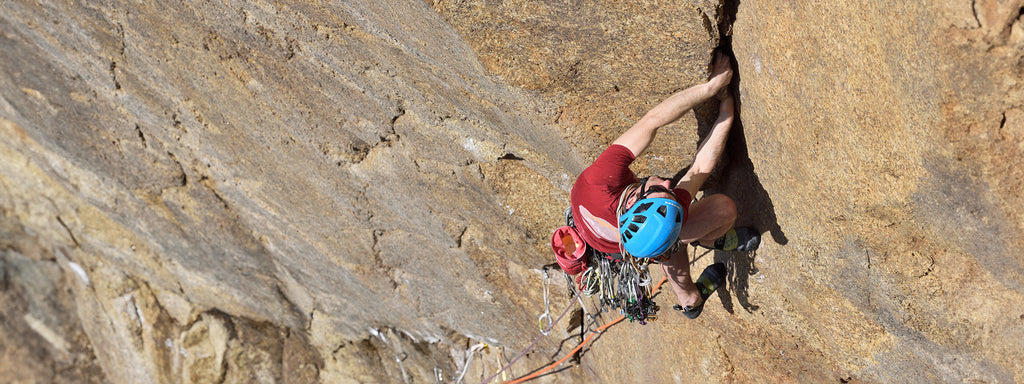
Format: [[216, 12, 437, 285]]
[[675, 95, 735, 197], [612, 53, 733, 157]]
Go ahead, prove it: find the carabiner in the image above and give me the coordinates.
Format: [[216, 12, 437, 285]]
[[538, 268, 552, 335], [538, 312, 552, 335]]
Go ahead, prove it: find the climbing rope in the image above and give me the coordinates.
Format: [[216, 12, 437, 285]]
[[500, 275, 668, 384], [478, 290, 578, 384], [476, 272, 669, 384]]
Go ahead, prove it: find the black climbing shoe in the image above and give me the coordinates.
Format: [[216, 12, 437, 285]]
[[692, 227, 761, 252], [673, 263, 727, 319]]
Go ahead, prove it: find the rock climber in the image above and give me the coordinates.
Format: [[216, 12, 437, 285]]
[[569, 52, 760, 318]]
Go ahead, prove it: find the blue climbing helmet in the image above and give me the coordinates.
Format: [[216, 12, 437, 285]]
[[618, 197, 684, 258]]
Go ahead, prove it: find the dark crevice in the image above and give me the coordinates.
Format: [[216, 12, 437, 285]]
[[199, 175, 230, 210], [719, 0, 739, 44], [116, 22, 127, 56], [274, 283, 309, 328], [966, 0, 983, 28], [134, 124, 147, 147], [455, 226, 467, 248], [166, 152, 188, 187], [972, 0, 981, 28], [109, 60, 122, 90], [687, 0, 786, 315], [389, 108, 405, 127]]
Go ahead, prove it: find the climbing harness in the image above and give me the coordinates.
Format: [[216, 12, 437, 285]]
[[551, 206, 663, 324], [503, 199, 680, 382]]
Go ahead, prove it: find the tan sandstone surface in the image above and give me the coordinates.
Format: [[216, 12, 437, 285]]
[[1, 0, 1023, 383]]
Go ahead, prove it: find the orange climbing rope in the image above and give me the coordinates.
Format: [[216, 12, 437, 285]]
[[502, 275, 669, 384]]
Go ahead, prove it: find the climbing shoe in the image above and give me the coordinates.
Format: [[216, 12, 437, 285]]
[[692, 227, 761, 252], [673, 263, 727, 319]]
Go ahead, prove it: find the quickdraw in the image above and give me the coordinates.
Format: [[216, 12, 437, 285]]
[[571, 249, 659, 323], [617, 257, 657, 324], [455, 343, 488, 384], [577, 266, 600, 296], [480, 249, 672, 383], [561, 206, 661, 324], [395, 352, 409, 384], [537, 268, 552, 335]]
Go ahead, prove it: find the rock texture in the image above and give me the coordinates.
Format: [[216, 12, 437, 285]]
[[1, 0, 577, 382], [1, 0, 1023, 383]]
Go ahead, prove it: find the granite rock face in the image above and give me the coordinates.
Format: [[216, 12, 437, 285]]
[[2, 0, 1023, 382], [1, 0, 578, 381]]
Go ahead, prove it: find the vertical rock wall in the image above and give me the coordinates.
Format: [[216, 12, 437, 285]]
[[2, 0, 1023, 382], [437, 0, 1024, 383], [0, 0, 581, 381], [728, 1, 1024, 381]]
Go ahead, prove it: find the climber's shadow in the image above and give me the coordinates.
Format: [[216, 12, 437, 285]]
[[672, 43, 788, 314]]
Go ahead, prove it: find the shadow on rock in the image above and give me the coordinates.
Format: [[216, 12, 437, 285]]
[[675, 30, 787, 313]]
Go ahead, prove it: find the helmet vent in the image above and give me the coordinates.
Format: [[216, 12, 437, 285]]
[[675, 212, 682, 223], [632, 216, 646, 223], [656, 205, 668, 217], [628, 223, 640, 232], [637, 202, 653, 213]]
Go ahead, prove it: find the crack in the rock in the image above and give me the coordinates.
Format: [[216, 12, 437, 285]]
[[109, 60, 122, 90], [165, 151, 188, 187], [715, 334, 736, 379], [134, 123, 147, 148], [455, 226, 468, 248], [199, 175, 230, 210], [56, 215, 80, 247], [274, 283, 309, 328], [371, 229, 399, 290], [972, 0, 982, 28]]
